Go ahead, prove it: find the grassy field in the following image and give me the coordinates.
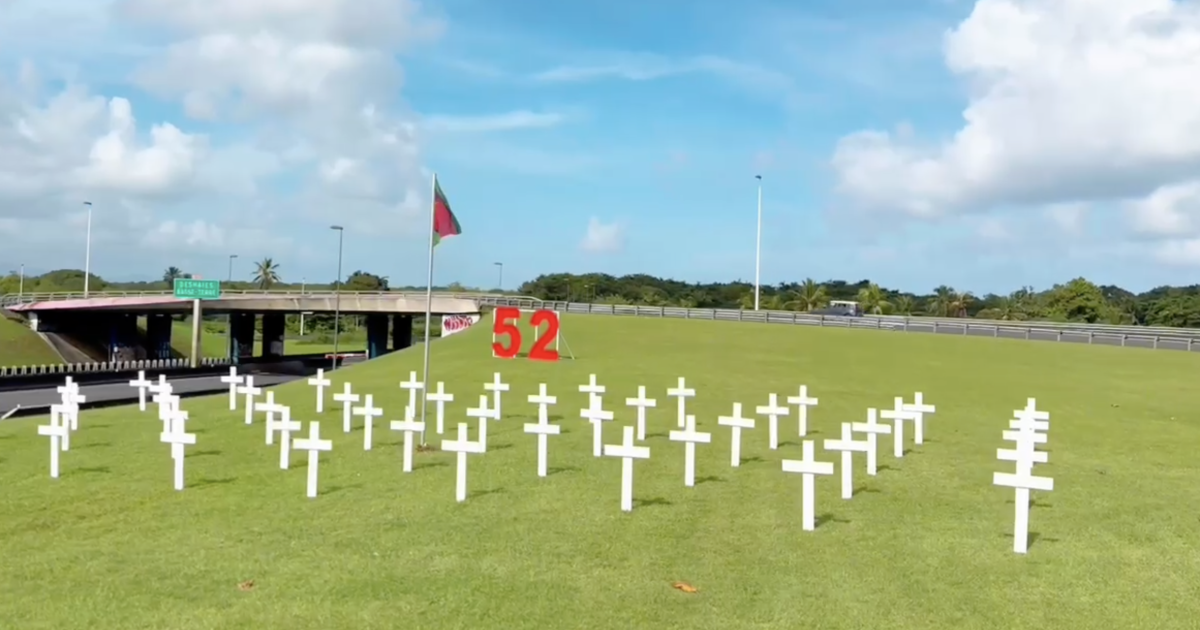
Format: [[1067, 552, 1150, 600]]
[[0, 316, 62, 366], [169, 322, 367, 358], [2, 315, 1199, 629]]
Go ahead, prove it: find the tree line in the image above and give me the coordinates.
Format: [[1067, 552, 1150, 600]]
[[5, 267, 1200, 329]]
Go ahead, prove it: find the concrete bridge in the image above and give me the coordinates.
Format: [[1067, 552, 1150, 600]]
[[0, 290, 527, 365]]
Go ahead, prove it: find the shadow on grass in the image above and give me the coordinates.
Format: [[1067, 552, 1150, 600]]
[[490, 443, 514, 451], [191, 428, 209, 434], [1006, 497, 1053, 509], [0, 434, 12, 440], [634, 496, 673, 508], [73, 466, 111, 475], [472, 487, 506, 499], [852, 485, 882, 496], [195, 477, 237, 488], [777, 441, 799, 448], [76, 441, 112, 449], [324, 483, 364, 495], [414, 460, 448, 471], [902, 448, 918, 456], [187, 449, 222, 458], [87, 424, 112, 430], [815, 513, 850, 529], [695, 475, 726, 484], [876, 465, 895, 473], [547, 466, 579, 476], [739, 456, 765, 466], [1003, 531, 1059, 548], [646, 432, 669, 439]]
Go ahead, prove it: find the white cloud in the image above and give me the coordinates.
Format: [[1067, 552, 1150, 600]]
[[421, 110, 569, 133], [580, 217, 625, 254], [831, 0, 1200, 229], [1045, 202, 1088, 236], [1126, 180, 1200, 237]]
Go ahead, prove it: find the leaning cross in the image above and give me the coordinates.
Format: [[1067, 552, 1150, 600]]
[[524, 383, 561, 478], [755, 393, 790, 450], [666, 377, 695, 429], [781, 440, 836, 532], [786, 385, 818, 437], [307, 368, 331, 414], [717, 402, 756, 468], [625, 386, 657, 441], [220, 367, 243, 411]]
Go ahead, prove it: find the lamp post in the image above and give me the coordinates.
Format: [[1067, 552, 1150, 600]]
[[754, 174, 762, 311], [18, 263, 24, 300], [330, 226, 345, 371], [227, 254, 238, 282], [493, 261, 503, 291], [299, 277, 306, 336], [83, 201, 93, 297]]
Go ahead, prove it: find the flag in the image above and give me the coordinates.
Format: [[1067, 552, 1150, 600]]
[[432, 177, 462, 246]]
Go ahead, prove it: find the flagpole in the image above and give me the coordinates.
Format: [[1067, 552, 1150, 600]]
[[418, 172, 438, 446], [754, 174, 762, 311]]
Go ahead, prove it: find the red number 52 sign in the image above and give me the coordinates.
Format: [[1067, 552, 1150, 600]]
[[491, 307, 561, 361]]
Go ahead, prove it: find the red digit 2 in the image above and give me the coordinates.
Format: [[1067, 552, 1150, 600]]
[[492, 307, 521, 359], [528, 309, 560, 361]]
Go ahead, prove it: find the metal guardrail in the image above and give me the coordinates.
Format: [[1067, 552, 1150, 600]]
[[0, 289, 537, 308], [0, 357, 231, 378], [470, 298, 1200, 352]]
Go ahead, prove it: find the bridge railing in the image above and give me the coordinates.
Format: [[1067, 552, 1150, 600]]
[[0, 289, 541, 308], [0, 357, 232, 379]]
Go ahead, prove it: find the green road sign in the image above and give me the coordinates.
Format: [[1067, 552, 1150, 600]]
[[173, 278, 221, 300]]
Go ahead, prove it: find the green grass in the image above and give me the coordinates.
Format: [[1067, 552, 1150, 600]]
[[2, 316, 1199, 629], [168, 322, 367, 359], [0, 316, 62, 366]]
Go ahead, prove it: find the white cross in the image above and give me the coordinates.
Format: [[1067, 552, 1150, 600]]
[[153, 392, 180, 436], [332, 382, 360, 434], [602, 425, 651, 512], [390, 406, 426, 473], [129, 370, 153, 412], [220, 366, 243, 411], [994, 467, 1054, 554], [903, 392, 936, 445], [755, 393, 789, 450], [426, 381, 454, 435], [64, 389, 85, 432], [625, 386, 656, 441], [161, 405, 190, 460], [717, 402, 755, 467], [237, 376, 262, 425], [56, 377, 77, 401], [292, 421, 333, 499], [998, 433, 1048, 476], [666, 377, 695, 429], [258, 391, 285, 446], [524, 384, 561, 478], [484, 372, 510, 419], [669, 414, 711, 487], [580, 389, 614, 457], [146, 374, 171, 413], [275, 406, 302, 470], [579, 373, 606, 407], [781, 440, 835, 531], [879, 396, 914, 458], [352, 394, 383, 451], [441, 422, 485, 503], [823, 422, 871, 500], [850, 408, 892, 476], [159, 409, 196, 491], [399, 370, 425, 419], [307, 368, 331, 414], [1010, 399, 1050, 435], [786, 385, 818, 437], [37, 408, 68, 479], [465, 394, 496, 451]]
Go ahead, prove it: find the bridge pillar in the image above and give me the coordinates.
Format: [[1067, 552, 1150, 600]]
[[146, 314, 174, 360], [392, 314, 413, 351], [228, 313, 256, 364], [366, 314, 390, 359], [261, 313, 286, 359], [107, 313, 139, 362]]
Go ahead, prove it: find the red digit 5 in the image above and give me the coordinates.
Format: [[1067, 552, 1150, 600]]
[[528, 309, 560, 361], [492, 307, 521, 359]]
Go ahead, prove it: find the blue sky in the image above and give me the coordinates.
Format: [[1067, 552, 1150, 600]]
[[2, 0, 1200, 295]]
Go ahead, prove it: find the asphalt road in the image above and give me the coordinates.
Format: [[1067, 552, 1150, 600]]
[[1, 373, 301, 418], [842, 319, 1199, 351]]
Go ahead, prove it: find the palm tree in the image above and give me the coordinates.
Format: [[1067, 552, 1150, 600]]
[[893, 295, 915, 315], [856, 283, 890, 315], [162, 267, 185, 284], [253, 258, 282, 290], [930, 285, 955, 316], [992, 295, 1025, 320], [795, 278, 828, 312], [950, 290, 974, 317]]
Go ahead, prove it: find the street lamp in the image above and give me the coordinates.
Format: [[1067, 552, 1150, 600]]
[[330, 225, 345, 371], [227, 254, 238, 282], [493, 262, 503, 291], [754, 175, 763, 311], [18, 263, 24, 300], [83, 201, 93, 297]]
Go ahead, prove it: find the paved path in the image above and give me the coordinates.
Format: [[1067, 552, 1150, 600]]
[[1, 373, 302, 418]]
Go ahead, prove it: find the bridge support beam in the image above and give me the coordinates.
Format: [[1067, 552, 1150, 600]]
[[392, 314, 413, 351], [261, 313, 286, 359], [228, 313, 256, 364], [107, 313, 139, 362], [146, 314, 174, 360], [366, 314, 390, 359]]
